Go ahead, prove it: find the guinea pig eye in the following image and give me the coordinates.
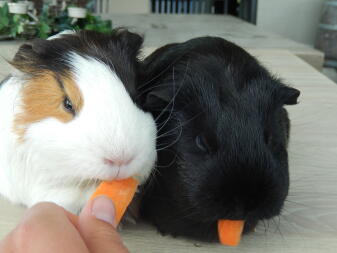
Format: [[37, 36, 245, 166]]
[[195, 135, 210, 153], [63, 97, 75, 114]]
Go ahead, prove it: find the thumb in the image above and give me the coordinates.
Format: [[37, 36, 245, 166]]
[[79, 196, 129, 253]]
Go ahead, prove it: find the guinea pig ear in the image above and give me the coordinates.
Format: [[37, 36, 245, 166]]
[[11, 39, 50, 74], [145, 84, 173, 108], [114, 29, 144, 57], [280, 86, 300, 105]]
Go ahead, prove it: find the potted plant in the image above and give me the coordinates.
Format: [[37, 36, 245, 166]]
[[24, 0, 34, 11], [0, 0, 113, 40], [0, 2, 27, 39], [67, 6, 86, 18], [68, 0, 87, 19], [8, 1, 29, 14]]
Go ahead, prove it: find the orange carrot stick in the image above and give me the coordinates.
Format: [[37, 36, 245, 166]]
[[90, 178, 138, 225], [218, 219, 244, 246]]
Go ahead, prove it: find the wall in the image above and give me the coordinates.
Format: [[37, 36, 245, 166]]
[[257, 0, 325, 46], [107, 0, 150, 14]]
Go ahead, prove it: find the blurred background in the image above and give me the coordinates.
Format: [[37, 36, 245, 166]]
[[96, 0, 322, 46], [0, 0, 336, 82]]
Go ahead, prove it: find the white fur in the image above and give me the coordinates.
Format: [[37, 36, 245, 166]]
[[47, 30, 75, 40], [0, 53, 157, 213]]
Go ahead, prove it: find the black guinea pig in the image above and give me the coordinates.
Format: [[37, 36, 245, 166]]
[[137, 37, 300, 242]]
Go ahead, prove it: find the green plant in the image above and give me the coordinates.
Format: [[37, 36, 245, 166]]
[[36, 3, 52, 38], [10, 14, 26, 37], [0, 3, 10, 35], [0, 2, 113, 40], [79, 14, 112, 34], [0, 3, 28, 38], [52, 7, 113, 35]]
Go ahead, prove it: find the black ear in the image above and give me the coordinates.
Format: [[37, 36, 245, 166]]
[[280, 86, 300, 105], [114, 29, 144, 57], [12, 42, 35, 64], [29, 38, 53, 55], [11, 39, 46, 73], [145, 84, 173, 108]]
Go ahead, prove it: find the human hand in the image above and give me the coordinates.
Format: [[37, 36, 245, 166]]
[[0, 196, 129, 253]]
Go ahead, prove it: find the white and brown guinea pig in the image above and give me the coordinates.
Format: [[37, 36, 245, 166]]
[[0, 29, 157, 213]]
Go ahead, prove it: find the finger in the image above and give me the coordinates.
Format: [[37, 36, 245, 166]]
[[61, 206, 82, 230], [79, 196, 129, 253], [0, 202, 89, 253]]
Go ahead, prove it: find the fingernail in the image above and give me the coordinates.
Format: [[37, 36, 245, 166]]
[[91, 196, 116, 227]]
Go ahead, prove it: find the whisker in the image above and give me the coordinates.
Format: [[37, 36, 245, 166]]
[[156, 67, 178, 132], [136, 82, 171, 100], [155, 60, 190, 125], [271, 217, 284, 240], [156, 122, 183, 152], [155, 127, 178, 140], [138, 53, 186, 90], [157, 112, 202, 139]]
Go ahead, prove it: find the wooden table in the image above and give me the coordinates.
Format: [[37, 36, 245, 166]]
[[1, 49, 337, 252], [106, 14, 324, 70], [0, 41, 21, 79], [0, 14, 323, 73]]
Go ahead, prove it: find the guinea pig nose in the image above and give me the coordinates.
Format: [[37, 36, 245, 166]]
[[104, 157, 132, 167]]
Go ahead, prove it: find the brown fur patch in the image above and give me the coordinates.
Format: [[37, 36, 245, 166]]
[[14, 71, 83, 140]]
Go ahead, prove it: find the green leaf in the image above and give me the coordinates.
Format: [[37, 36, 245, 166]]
[[17, 22, 24, 34], [37, 22, 50, 38], [0, 3, 9, 17], [86, 15, 95, 24], [0, 16, 9, 30], [3, 16, 9, 26], [71, 25, 80, 31], [0, 4, 9, 31], [0, 7, 4, 17], [10, 25, 18, 38], [84, 23, 96, 30], [12, 14, 21, 23]]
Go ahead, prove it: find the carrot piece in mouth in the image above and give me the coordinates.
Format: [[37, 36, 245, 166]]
[[217, 219, 244, 246]]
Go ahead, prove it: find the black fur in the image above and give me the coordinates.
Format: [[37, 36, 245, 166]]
[[11, 29, 143, 99], [138, 37, 300, 242]]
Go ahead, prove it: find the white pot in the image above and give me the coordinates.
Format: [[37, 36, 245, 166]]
[[8, 2, 28, 14], [23, 1, 34, 11], [0, 1, 8, 8], [68, 7, 87, 18]]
